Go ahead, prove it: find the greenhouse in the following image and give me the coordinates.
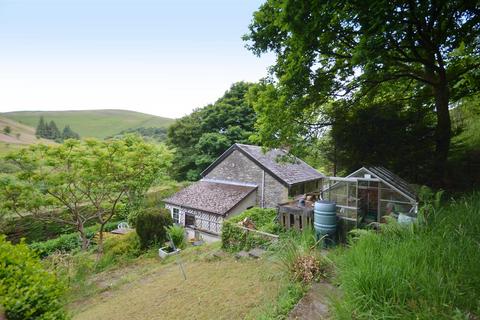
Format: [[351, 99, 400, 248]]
[[322, 167, 418, 227]]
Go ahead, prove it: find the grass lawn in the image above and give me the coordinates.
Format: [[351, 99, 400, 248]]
[[69, 244, 283, 320]]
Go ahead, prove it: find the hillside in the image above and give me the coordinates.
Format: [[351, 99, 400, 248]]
[[0, 117, 54, 156], [2, 109, 175, 139]]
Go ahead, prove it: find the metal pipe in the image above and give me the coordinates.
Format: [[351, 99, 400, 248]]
[[261, 169, 265, 208]]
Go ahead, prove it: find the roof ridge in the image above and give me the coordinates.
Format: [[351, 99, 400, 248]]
[[201, 178, 258, 188]]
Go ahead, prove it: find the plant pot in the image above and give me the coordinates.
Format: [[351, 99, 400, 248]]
[[158, 246, 180, 259]]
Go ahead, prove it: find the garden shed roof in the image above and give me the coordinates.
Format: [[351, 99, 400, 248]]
[[163, 180, 257, 215], [201, 143, 324, 187]]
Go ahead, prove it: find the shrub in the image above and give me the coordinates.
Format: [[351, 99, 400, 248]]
[[2, 211, 121, 244], [136, 207, 173, 249], [333, 192, 480, 319], [30, 232, 81, 258], [222, 207, 280, 252], [95, 232, 142, 271], [103, 232, 141, 259], [228, 207, 280, 233], [276, 229, 331, 283], [0, 235, 67, 319], [29, 220, 121, 257], [166, 225, 186, 249]]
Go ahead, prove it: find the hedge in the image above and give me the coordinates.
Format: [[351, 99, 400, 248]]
[[0, 235, 67, 319], [221, 207, 281, 252], [29, 221, 120, 257]]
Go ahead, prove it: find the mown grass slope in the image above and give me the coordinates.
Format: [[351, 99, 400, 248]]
[[69, 245, 282, 320], [2, 109, 175, 139]]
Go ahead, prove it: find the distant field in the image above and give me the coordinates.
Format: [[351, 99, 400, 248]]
[[2, 109, 175, 139], [0, 117, 54, 156]]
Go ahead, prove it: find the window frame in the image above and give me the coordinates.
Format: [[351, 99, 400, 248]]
[[172, 208, 180, 224]]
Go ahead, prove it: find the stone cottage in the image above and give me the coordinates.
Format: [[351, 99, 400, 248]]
[[164, 143, 324, 235]]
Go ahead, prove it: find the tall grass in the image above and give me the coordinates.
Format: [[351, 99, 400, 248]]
[[333, 192, 480, 319]]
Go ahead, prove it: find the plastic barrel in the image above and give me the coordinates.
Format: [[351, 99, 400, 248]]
[[314, 200, 337, 237]]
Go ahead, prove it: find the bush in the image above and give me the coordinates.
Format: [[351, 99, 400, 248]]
[[276, 229, 331, 283], [136, 207, 173, 249], [222, 207, 280, 252], [2, 211, 121, 244], [0, 235, 67, 319], [166, 225, 186, 249], [103, 232, 141, 258], [29, 220, 121, 257], [333, 192, 480, 319], [30, 232, 81, 258], [95, 232, 142, 271]]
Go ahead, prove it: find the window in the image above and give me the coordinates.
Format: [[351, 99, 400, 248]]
[[185, 213, 195, 227], [290, 214, 295, 227], [172, 208, 179, 224]]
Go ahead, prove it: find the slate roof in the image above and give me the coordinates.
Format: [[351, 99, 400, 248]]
[[201, 143, 325, 187], [163, 180, 257, 215]]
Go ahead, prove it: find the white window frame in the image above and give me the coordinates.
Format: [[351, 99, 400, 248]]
[[172, 208, 180, 224]]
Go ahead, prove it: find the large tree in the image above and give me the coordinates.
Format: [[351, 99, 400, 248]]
[[245, 0, 479, 184], [0, 135, 173, 252], [168, 82, 257, 180]]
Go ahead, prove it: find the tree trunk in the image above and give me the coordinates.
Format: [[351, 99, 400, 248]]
[[97, 223, 105, 255], [433, 78, 451, 187], [78, 223, 89, 250]]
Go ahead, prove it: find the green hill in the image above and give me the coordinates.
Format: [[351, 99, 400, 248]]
[[2, 109, 175, 139], [0, 116, 54, 156]]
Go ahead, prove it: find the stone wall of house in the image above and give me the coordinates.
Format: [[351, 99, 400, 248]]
[[226, 190, 257, 218], [203, 149, 289, 208]]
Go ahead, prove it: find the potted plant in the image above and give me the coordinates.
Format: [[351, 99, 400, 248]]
[[158, 245, 180, 259], [158, 225, 186, 259]]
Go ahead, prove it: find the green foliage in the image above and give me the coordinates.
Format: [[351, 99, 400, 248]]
[[0, 158, 19, 174], [448, 94, 480, 190], [250, 281, 306, 320], [135, 207, 173, 249], [61, 125, 80, 140], [245, 1, 480, 186], [30, 233, 82, 258], [333, 193, 480, 319], [144, 181, 191, 208], [111, 127, 167, 142], [327, 96, 436, 183], [275, 229, 331, 283], [0, 235, 67, 319], [166, 225, 186, 249], [417, 185, 444, 222], [3, 126, 11, 135], [35, 116, 46, 138], [96, 232, 142, 271], [221, 207, 280, 252], [29, 221, 120, 257], [168, 82, 257, 180], [35, 117, 66, 141], [0, 135, 173, 251]]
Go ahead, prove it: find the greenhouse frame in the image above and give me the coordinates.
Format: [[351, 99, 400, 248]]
[[322, 167, 418, 227]]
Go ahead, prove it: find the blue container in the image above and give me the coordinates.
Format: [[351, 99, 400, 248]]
[[314, 200, 337, 237]]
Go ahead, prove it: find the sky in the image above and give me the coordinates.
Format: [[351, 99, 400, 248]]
[[0, 0, 274, 118]]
